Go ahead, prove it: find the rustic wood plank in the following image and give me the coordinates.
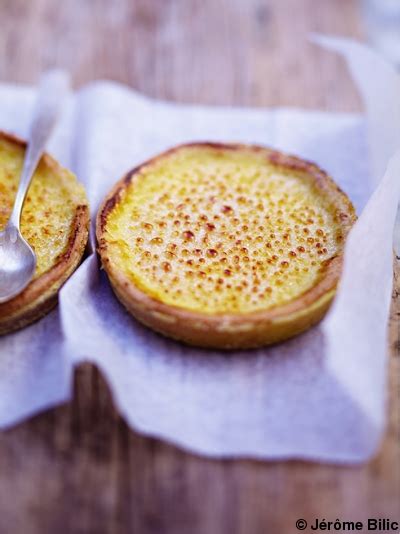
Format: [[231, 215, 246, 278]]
[[0, 1, 398, 533], [0, 0, 362, 111]]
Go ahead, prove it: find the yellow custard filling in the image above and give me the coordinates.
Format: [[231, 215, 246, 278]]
[[104, 146, 347, 314], [0, 136, 87, 279]]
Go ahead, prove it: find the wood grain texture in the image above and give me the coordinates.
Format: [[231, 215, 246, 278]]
[[0, 1, 399, 533]]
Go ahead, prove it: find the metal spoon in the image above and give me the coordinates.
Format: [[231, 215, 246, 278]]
[[0, 71, 68, 303]]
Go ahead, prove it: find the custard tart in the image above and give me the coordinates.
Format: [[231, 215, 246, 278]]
[[97, 143, 355, 349], [0, 132, 89, 334]]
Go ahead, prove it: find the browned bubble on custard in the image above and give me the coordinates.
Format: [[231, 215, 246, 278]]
[[104, 147, 345, 313]]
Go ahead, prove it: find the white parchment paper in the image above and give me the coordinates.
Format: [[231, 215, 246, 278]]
[[0, 38, 399, 463]]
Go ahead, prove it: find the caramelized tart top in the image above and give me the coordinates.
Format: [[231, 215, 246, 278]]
[[100, 144, 355, 315]]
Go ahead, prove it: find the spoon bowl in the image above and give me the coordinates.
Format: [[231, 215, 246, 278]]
[[0, 224, 36, 303]]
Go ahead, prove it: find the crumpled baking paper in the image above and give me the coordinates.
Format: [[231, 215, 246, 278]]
[[0, 37, 399, 463]]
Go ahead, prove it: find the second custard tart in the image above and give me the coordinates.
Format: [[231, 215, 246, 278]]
[[97, 143, 355, 349], [0, 132, 89, 334]]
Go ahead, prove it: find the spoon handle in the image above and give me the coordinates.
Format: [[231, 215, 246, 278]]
[[8, 70, 69, 229]]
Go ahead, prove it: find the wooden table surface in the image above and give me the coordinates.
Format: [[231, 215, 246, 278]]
[[0, 1, 399, 533]]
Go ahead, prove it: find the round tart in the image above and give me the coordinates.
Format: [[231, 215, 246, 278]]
[[0, 132, 89, 334], [97, 143, 355, 349]]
